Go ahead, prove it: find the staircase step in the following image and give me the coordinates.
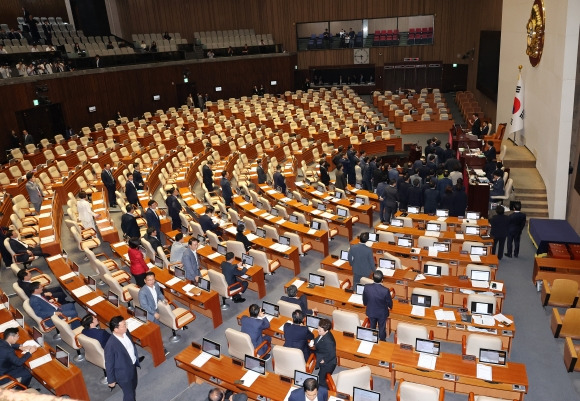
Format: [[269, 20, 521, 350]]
[[513, 187, 547, 194], [516, 194, 547, 201], [522, 209, 549, 218], [504, 160, 537, 168]]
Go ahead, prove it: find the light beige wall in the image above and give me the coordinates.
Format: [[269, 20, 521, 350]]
[[496, 0, 580, 219], [566, 33, 580, 231]]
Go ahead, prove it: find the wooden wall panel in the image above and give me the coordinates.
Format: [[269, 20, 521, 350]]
[[0, 54, 296, 158], [2, 0, 69, 30]]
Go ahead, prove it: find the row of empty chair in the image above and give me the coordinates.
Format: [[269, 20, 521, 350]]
[[131, 32, 187, 45], [195, 29, 274, 49]]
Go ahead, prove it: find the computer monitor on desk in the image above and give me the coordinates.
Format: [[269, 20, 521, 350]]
[[244, 354, 266, 375], [407, 206, 420, 214], [134, 306, 148, 323], [466, 211, 481, 220], [335, 191, 343, 200], [356, 327, 378, 344], [32, 326, 44, 347], [306, 314, 321, 330], [433, 242, 449, 252], [107, 290, 119, 307], [198, 277, 211, 292], [355, 284, 365, 295], [336, 207, 348, 218], [471, 301, 494, 315], [289, 215, 299, 224], [270, 207, 279, 217], [294, 370, 318, 387], [202, 338, 221, 358], [423, 264, 442, 276], [279, 236, 290, 246], [353, 387, 381, 401], [436, 209, 449, 217], [55, 345, 70, 368], [317, 203, 326, 211], [217, 244, 227, 256], [470, 246, 488, 256], [174, 265, 186, 280], [465, 226, 481, 235], [87, 275, 97, 291], [397, 237, 412, 248], [379, 258, 395, 270], [301, 198, 309, 206], [426, 222, 441, 232], [261, 301, 279, 318], [479, 348, 507, 366], [391, 218, 403, 227], [470, 269, 490, 282], [308, 273, 325, 287], [415, 338, 440, 355], [310, 220, 321, 230], [411, 293, 432, 307], [242, 253, 254, 267], [340, 250, 349, 260], [256, 227, 266, 239], [368, 233, 378, 242]]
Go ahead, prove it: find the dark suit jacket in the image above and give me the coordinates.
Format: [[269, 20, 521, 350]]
[[273, 172, 286, 193], [319, 166, 330, 186], [236, 232, 252, 251], [508, 211, 526, 235], [348, 243, 375, 279], [145, 208, 161, 234], [0, 340, 31, 377], [144, 234, 162, 252], [280, 295, 312, 315], [283, 323, 314, 360], [121, 213, 140, 238], [221, 177, 233, 201], [257, 166, 267, 184], [199, 214, 219, 233], [8, 238, 31, 262], [82, 327, 111, 349], [490, 214, 510, 239], [125, 181, 138, 205], [423, 188, 440, 214], [101, 169, 116, 190], [334, 169, 346, 190], [221, 261, 247, 286], [471, 118, 481, 136], [104, 332, 140, 386], [165, 195, 182, 220], [363, 282, 392, 319], [313, 331, 336, 368], [23, 134, 34, 146], [132, 170, 144, 190], [240, 316, 270, 348], [289, 386, 328, 401], [491, 177, 504, 197], [29, 294, 59, 320], [202, 165, 214, 191]]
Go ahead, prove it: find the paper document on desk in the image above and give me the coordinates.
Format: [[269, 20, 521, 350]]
[[324, 196, 333, 201], [428, 247, 438, 257], [59, 272, 76, 281], [417, 353, 437, 370], [267, 190, 277, 195], [0, 320, 19, 333], [23, 340, 41, 349], [126, 318, 144, 332], [312, 190, 323, 196], [192, 352, 212, 367], [39, 213, 51, 218], [411, 305, 426, 317], [240, 370, 261, 387], [165, 277, 181, 287], [191, 203, 204, 210], [86, 296, 105, 306], [357, 341, 374, 355], [112, 242, 125, 248], [29, 354, 52, 370], [474, 169, 486, 176], [493, 313, 513, 325], [470, 255, 481, 262], [332, 259, 347, 267], [263, 214, 275, 220], [72, 285, 92, 298], [277, 219, 287, 224], [307, 229, 317, 235], [281, 198, 292, 203], [239, 201, 249, 206], [437, 217, 447, 222], [414, 274, 426, 281], [378, 268, 395, 277], [295, 181, 304, 187], [476, 363, 492, 381], [352, 202, 362, 208], [208, 252, 222, 260], [40, 236, 55, 244], [41, 204, 52, 211], [471, 280, 489, 289], [348, 294, 363, 305], [472, 315, 496, 326], [320, 212, 334, 219], [39, 225, 52, 232], [376, 224, 389, 230], [456, 234, 464, 240], [434, 309, 456, 321], [311, 210, 322, 215], [424, 231, 440, 238], [182, 284, 195, 293], [279, 320, 292, 331], [292, 279, 305, 288], [246, 234, 259, 242]]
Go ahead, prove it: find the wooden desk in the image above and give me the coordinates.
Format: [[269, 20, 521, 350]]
[[468, 180, 491, 219], [401, 120, 454, 135], [0, 310, 90, 400], [174, 346, 296, 401], [393, 211, 490, 229], [533, 257, 580, 285], [233, 195, 330, 256], [47, 255, 167, 366], [294, 181, 374, 228]]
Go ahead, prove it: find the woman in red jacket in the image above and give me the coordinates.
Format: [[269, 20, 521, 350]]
[[128, 237, 148, 287]]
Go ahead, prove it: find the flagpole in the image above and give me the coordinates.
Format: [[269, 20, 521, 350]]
[[511, 65, 523, 146]]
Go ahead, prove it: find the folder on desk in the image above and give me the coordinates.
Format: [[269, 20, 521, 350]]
[[417, 353, 437, 370], [357, 341, 374, 355], [476, 363, 492, 381], [86, 296, 105, 306], [411, 305, 426, 317], [348, 294, 363, 305]]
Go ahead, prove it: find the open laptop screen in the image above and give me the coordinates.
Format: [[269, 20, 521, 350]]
[[308, 273, 325, 287], [317, 203, 326, 211], [134, 305, 148, 322], [426, 223, 441, 232], [379, 258, 395, 270], [368, 233, 378, 242], [433, 242, 449, 252], [397, 237, 412, 248], [242, 253, 254, 266], [261, 301, 279, 317], [337, 208, 347, 217], [415, 338, 440, 355], [423, 264, 442, 276], [471, 269, 490, 282], [340, 250, 349, 260], [411, 293, 432, 307], [407, 206, 420, 214], [256, 227, 266, 238], [202, 338, 221, 358], [479, 348, 507, 365], [244, 354, 266, 375], [355, 284, 365, 295], [294, 370, 318, 387], [436, 209, 449, 217], [289, 215, 299, 224], [217, 244, 227, 255], [306, 314, 321, 329], [55, 344, 70, 368], [391, 218, 404, 227], [356, 327, 378, 343], [174, 265, 186, 280], [466, 211, 480, 220], [107, 290, 119, 307], [471, 301, 493, 315], [311, 221, 321, 230], [198, 277, 211, 292], [465, 226, 481, 235], [280, 236, 290, 246], [353, 387, 381, 401], [470, 246, 488, 256]]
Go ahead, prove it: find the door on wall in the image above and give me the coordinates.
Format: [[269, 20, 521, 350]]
[[15, 103, 66, 144], [176, 83, 198, 108]]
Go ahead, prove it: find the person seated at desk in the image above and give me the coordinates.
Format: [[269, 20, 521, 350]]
[[208, 387, 248, 401], [484, 141, 497, 161], [0, 327, 37, 388], [17, 269, 68, 304], [235, 224, 253, 252], [7, 229, 49, 263], [144, 227, 166, 257], [313, 318, 336, 388], [289, 377, 328, 401], [199, 206, 223, 236], [283, 309, 314, 360], [490, 170, 505, 197], [29, 282, 80, 329], [221, 252, 247, 303], [170, 232, 187, 263], [281, 284, 317, 315], [81, 314, 111, 349], [240, 304, 271, 360]]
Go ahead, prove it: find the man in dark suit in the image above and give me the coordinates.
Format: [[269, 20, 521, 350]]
[[490, 170, 505, 198], [283, 309, 314, 360], [199, 206, 221, 234], [348, 232, 376, 284], [506, 202, 526, 258], [202, 160, 214, 191], [132, 163, 144, 190], [17, 269, 68, 304], [319, 161, 330, 186], [470, 113, 482, 137], [334, 164, 347, 190], [256, 159, 267, 184], [313, 318, 336, 387], [289, 378, 328, 401], [483, 141, 497, 161], [101, 163, 117, 207], [121, 204, 140, 239], [221, 171, 233, 207], [380, 179, 398, 223], [208, 387, 248, 401], [182, 238, 202, 282], [105, 316, 141, 401], [490, 205, 510, 260], [240, 304, 271, 359], [29, 282, 80, 329], [363, 270, 393, 341], [280, 284, 316, 315], [423, 181, 440, 214], [221, 252, 247, 303], [165, 187, 182, 230], [125, 173, 139, 206], [144, 227, 163, 254], [145, 200, 161, 235], [0, 327, 37, 388], [7, 229, 47, 263], [23, 130, 34, 146], [273, 165, 286, 193], [81, 314, 111, 348]]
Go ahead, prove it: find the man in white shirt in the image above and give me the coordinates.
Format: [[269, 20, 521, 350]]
[[137, 272, 166, 324], [77, 191, 99, 230], [105, 316, 140, 401]]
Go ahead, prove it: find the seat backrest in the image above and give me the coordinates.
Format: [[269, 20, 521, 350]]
[[466, 294, 496, 314], [12, 282, 28, 302], [51, 314, 79, 350], [277, 300, 298, 318], [316, 269, 340, 288], [157, 300, 178, 329], [411, 288, 440, 307], [77, 334, 106, 368], [272, 345, 306, 378], [127, 286, 141, 308], [417, 236, 437, 248], [22, 299, 48, 333], [550, 279, 579, 305], [462, 241, 484, 252], [396, 322, 428, 346], [465, 333, 502, 357], [423, 261, 449, 276], [465, 264, 492, 279], [208, 269, 228, 297], [225, 328, 254, 360], [562, 308, 580, 336], [225, 240, 245, 260], [398, 380, 441, 401], [332, 310, 360, 333], [335, 366, 371, 396]]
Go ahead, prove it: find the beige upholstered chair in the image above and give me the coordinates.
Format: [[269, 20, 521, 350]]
[[77, 334, 108, 384], [51, 314, 84, 361], [208, 269, 243, 310], [395, 322, 432, 347], [462, 333, 503, 357], [327, 366, 372, 397], [157, 300, 196, 342], [272, 345, 316, 378], [316, 269, 351, 290], [332, 310, 365, 333], [225, 327, 271, 360], [411, 288, 442, 307], [397, 379, 444, 401], [277, 300, 298, 318]]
